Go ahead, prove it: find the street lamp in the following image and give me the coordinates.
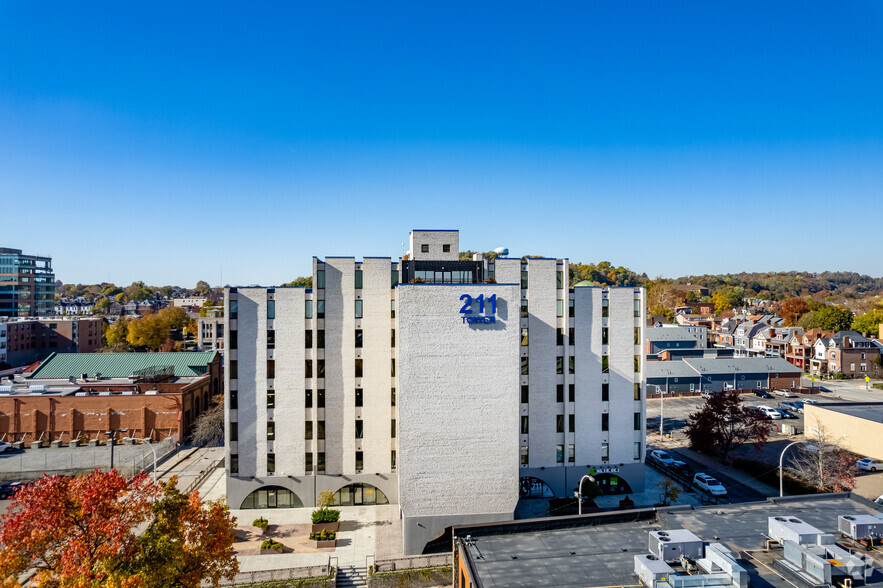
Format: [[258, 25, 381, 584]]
[[104, 428, 129, 472], [575, 474, 596, 515], [124, 436, 158, 483], [779, 440, 817, 497]]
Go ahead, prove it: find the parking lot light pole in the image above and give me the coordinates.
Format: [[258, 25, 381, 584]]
[[105, 428, 129, 472], [779, 440, 808, 497], [125, 436, 157, 483], [575, 474, 596, 515]]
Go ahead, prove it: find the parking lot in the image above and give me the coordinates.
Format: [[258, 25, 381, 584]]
[[648, 390, 824, 441]]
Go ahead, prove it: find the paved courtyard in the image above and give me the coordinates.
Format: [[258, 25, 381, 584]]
[[195, 468, 404, 572]]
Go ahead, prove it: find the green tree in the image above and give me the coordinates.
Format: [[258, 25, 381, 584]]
[[804, 305, 853, 332], [157, 306, 190, 331], [852, 309, 883, 337], [104, 318, 130, 347], [126, 315, 172, 350], [93, 298, 111, 315], [195, 280, 212, 295], [279, 276, 312, 288]]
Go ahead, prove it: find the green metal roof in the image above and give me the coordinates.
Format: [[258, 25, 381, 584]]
[[28, 351, 219, 379]]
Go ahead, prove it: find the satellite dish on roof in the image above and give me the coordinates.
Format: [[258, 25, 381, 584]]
[[493, 247, 509, 257]]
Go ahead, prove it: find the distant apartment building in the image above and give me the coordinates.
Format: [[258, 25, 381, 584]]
[[173, 297, 209, 309], [197, 316, 224, 351], [1, 318, 103, 367], [0, 248, 55, 318], [226, 230, 646, 554]]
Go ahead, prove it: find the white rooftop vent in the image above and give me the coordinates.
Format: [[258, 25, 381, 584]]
[[74, 392, 86, 396], [98, 391, 110, 396], [122, 391, 134, 396], [648, 529, 703, 562], [145, 390, 158, 395], [0, 385, 12, 393], [28, 385, 45, 392]]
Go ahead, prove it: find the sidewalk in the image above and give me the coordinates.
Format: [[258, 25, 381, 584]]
[[663, 442, 779, 497]]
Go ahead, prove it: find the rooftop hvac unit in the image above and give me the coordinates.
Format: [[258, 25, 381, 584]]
[[0, 385, 11, 393], [838, 515, 883, 540], [145, 390, 158, 395], [28, 385, 45, 392], [649, 529, 703, 562], [634, 553, 674, 587], [768, 516, 825, 545]]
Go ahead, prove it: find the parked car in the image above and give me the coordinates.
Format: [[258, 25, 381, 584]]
[[875, 494, 883, 506], [755, 405, 782, 420], [701, 390, 716, 399], [693, 473, 727, 496], [801, 398, 819, 405], [754, 390, 773, 399], [668, 460, 694, 478], [0, 482, 23, 499], [0, 442, 11, 454], [649, 450, 675, 467], [780, 400, 805, 413], [778, 409, 798, 419], [857, 458, 883, 472], [774, 389, 797, 398]]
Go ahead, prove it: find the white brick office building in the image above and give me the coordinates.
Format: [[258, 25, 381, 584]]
[[225, 230, 645, 554]]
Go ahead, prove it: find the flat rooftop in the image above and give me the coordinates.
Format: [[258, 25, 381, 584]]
[[812, 402, 883, 424], [456, 494, 883, 587]]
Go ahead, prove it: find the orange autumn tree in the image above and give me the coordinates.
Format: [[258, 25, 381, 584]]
[[0, 470, 238, 587]]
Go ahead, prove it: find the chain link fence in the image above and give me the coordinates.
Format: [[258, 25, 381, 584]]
[[0, 436, 179, 482]]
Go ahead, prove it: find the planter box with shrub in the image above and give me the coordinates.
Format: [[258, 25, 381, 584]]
[[310, 529, 337, 548], [311, 507, 341, 533], [260, 538, 284, 554], [252, 516, 269, 535]]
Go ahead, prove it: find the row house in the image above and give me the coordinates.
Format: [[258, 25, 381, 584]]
[[785, 328, 831, 372], [754, 326, 803, 358], [809, 331, 882, 378]]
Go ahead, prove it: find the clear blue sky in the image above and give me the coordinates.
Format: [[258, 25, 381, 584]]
[[2, 2, 881, 287]]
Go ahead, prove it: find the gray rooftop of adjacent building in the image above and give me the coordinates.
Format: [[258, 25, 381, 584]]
[[811, 402, 883, 424], [456, 494, 883, 587], [645, 327, 705, 341], [644, 361, 700, 379], [683, 356, 799, 375]]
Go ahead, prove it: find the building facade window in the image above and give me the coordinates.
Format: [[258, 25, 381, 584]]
[[521, 271, 528, 289], [602, 327, 608, 345], [355, 420, 363, 439], [317, 452, 325, 472], [602, 356, 609, 373], [521, 415, 529, 434], [634, 442, 642, 461], [556, 271, 563, 289], [634, 298, 641, 318], [356, 451, 364, 471], [230, 390, 238, 409], [521, 357, 529, 375], [556, 300, 564, 317], [266, 390, 274, 409], [521, 328, 529, 346], [305, 453, 313, 472], [229, 300, 238, 320], [230, 454, 238, 474], [569, 414, 575, 432], [317, 300, 325, 319], [316, 270, 325, 289], [355, 359, 363, 378], [305, 389, 312, 408], [556, 357, 564, 374], [305, 330, 312, 348], [317, 389, 325, 408], [354, 270, 363, 289], [317, 330, 325, 348], [317, 421, 326, 439], [355, 329, 363, 348], [305, 421, 313, 439], [267, 454, 275, 474], [634, 383, 641, 400], [556, 415, 564, 433], [568, 443, 575, 463], [391, 419, 396, 438], [569, 299, 575, 317], [267, 360, 275, 379], [634, 412, 641, 431], [557, 328, 564, 346], [391, 387, 396, 406], [601, 413, 608, 431], [556, 444, 564, 463], [557, 384, 564, 403], [521, 300, 528, 318], [391, 450, 397, 470], [601, 442, 609, 460], [391, 328, 395, 347], [267, 422, 275, 440], [569, 384, 575, 402], [355, 300, 363, 318], [602, 298, 608, 318], [305, 300, 312, 319], [267, 330, 275, 349], [521, 385, 529, 403], [230, 422, 238, 442], [520, 446, 529, 465], [569, 356, 575, 374], [602, 383, 609, 401], [391, 270, 399, 287], [355, 388, 363, 407], [267, 300, 275, 319]]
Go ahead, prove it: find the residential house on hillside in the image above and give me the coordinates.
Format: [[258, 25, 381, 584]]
[[645, 325, 707, 357], [810, 331, 882, 378], [757, 326, 803, 358], [786, 328, 832, 371]]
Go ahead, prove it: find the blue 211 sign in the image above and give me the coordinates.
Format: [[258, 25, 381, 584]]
[[459, 294, 497, 324]]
